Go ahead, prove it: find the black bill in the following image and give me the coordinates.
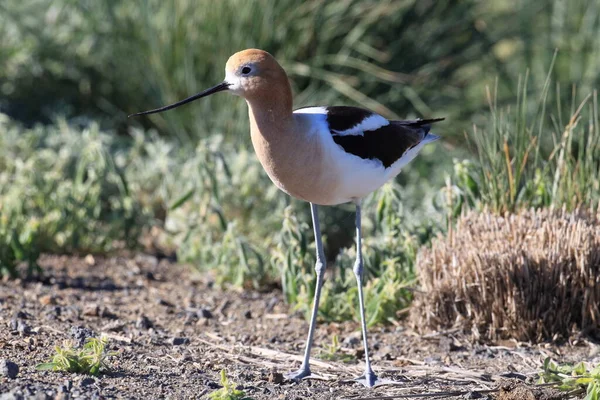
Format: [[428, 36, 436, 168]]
[[128, 82, 230, 117]]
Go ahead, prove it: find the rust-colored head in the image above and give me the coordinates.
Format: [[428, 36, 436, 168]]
[[224, 49, 289, 101], [129, 48, 291, 118]]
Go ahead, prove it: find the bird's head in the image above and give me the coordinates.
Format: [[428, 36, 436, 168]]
[[129, 49, 289, 118]]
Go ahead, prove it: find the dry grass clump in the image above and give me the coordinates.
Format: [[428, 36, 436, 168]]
[[411, 207, 600, 342]]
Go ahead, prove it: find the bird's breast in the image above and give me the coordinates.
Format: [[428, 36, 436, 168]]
[[249, 126, 342, 205]]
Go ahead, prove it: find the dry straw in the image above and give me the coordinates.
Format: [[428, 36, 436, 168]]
[[412, 207, 600, 342]]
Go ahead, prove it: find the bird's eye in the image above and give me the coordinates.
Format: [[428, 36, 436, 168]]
[[241, 66, 252, 75]]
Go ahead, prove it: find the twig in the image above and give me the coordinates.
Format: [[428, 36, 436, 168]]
[[343, 388, 498, 400], [100, 332, 132, 343]]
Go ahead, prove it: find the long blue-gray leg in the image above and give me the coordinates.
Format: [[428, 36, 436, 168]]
[[353, 200, 379, 387], [286, 202, 326, 381]]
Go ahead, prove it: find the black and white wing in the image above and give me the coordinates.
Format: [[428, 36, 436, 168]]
[[296, 106, 443, 168]]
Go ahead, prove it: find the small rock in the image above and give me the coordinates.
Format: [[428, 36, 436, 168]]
[[463, 391, 483, 399], [172, 337, 190, 346], [197, 308, 213, 319], [83, 304, 100, 317], [14, 311, 30, 319], [424, 355, 442, 365], [0, 359, 19, 379], [206, 381, 220, 389], [70, 326, 95, 348], [99, 307, 117, 319], [265, 297, 279, 312], [183, 311, 197, 325], [59, 380, 73, 393], [267, 371, 284, 384], [342, 333, 361, 347], [44, 306, 62, 320], [243, 310, 252, 319], [17, 320, 31, 335], [144, 271, 156, 281], [79, 377, 96, 387], [136, 315, 152, 330], [134, 254, 159, 268], [39, 295, 56, 306], [156, 298, 174, 307], [84, 254, 96, 266], [439, 336, 465, 352], [374, 345, 394, 361], [8, 318, 18, 331]]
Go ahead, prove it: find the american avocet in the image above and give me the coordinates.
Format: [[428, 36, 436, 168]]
[[130, 49, 442, 387]]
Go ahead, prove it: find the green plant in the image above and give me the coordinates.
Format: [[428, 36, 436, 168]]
[[208, 370, 251, 400], [318, 334, 356, 363], [538, 358, 600, 400], [0, 0, 541, 140], [0, 116, 150, 278], [452, 74, 600, 214], [36, 337, 116, 376]]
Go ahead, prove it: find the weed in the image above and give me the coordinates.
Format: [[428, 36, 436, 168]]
[[0, 117, 149, 278], [451, 73, 600, 214], [208, 370, 251, 400], [319, 335, 356, 363], [538, 358, 600, 400], [36, 337, 116, 376]]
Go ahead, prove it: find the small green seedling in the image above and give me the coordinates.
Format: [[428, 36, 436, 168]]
[[319, 334, 356, 363], [36, 336, 115, 376], [538, 357, 600, 400], [208, 369, 251, 400]]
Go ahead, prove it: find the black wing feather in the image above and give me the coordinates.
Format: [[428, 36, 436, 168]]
[[327, 106, 443, 168]]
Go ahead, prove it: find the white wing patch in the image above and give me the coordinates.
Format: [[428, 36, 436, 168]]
[[293, 107, 328, 115], [330, 114, 389, 136]]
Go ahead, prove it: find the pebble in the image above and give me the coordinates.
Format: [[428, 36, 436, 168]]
[[70, 326, 95, 347], [43, 306, 62, 320], [342, 333, 361, 347], [0, 385, 53, 400], [197, 308, 213, 319], [172, 337, 190, 346], [136, 315, 152, 330], [0, 359, 19, 379], [267, 371, 284, 384], [243, 310, 252, 319], [16, 321, 31, 335], [59, 380, 73, 393], [156, 298, 174, 307], [373, 345, 394, 361], [39, 295, 57, 306], [424, 355, 443, 365], [79, 377, 96, 387], [82, 304, 100, 317]]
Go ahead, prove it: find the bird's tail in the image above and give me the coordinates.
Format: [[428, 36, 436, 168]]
[[423, 133, 440, 143]]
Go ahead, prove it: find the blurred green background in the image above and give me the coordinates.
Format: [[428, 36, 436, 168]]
[[1, 0, 599, 324]]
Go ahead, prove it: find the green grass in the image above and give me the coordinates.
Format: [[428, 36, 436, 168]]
[[208, 370, 251, 400], [538, 358, 600, 400], [1, 0, 577, 142], [318, 334, 356, 363], [451, 70, 600, 214], [36, 337, 116, 376], [0, 116, 148, 278]]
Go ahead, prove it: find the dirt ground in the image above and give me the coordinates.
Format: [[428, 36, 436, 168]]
[[1, 255, 597, 399]]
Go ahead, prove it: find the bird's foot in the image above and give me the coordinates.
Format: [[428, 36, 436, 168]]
[[354, 368, 404, 388], [285, 366, 328, 382]]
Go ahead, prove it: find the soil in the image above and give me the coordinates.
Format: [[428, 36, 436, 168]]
[[1, 254, 597, 399]]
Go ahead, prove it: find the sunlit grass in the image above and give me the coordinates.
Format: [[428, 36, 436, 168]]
[[36, 337, 116, 376], [451, 70, 600, 214]]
